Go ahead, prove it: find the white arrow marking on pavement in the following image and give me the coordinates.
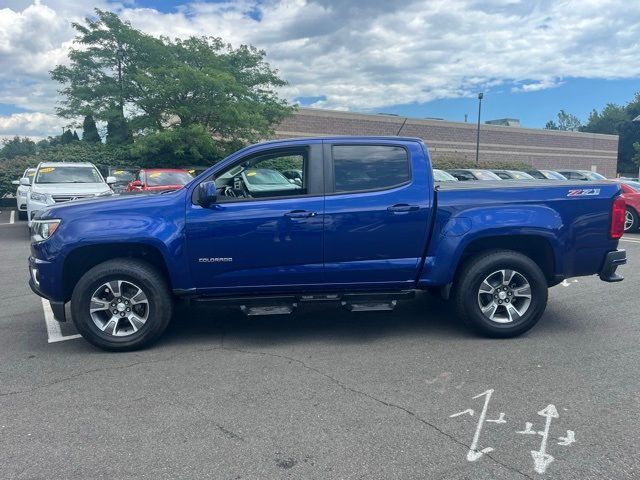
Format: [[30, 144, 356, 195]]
[[466, 389, 495, 462], [558, 430, 576, 446], [531, 404, 559, 474]]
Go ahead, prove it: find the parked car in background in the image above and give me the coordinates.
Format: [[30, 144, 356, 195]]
[[447, 169, 502, 181], [557, 169, 607, 181], [27, 162, 114, 227], [12, 167, 36, 220], [490, 170, 535, 180], [433, 169, 458, 181], [526, 169, 568, 180], [108, 167, 139, 193], [610, 179, 640, 232], [126, 169, 194, 193]]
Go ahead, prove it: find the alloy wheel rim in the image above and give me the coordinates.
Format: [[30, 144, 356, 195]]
[[625, 211, 633, 231], [477, 269, 532, 324], [89, 280, 149, 337]]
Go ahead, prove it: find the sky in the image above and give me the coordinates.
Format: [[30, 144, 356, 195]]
[[0, 0, 639, 139]]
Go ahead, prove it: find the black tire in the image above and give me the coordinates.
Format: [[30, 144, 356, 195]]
[[625, 207, 639, 232], [453, 250, 548, 338], [18, 210, 27, 221], [71, 259, 173, 351]]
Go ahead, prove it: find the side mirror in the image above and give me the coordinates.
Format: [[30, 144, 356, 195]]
[[12, 180, 20, 186], [106, 176, 117, 185], [20, 177, 31, 186], [198, 180, 217, 207]]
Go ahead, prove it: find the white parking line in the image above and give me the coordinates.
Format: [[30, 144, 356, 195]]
[[41, 298, 81, 343], [9, 210, 14, 224], [620, 237, 640, 244]]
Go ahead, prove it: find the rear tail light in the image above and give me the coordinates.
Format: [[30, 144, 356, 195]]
[[610, 196, 626, 239]]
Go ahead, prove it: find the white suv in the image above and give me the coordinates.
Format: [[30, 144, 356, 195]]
[[27, 162, 115, 227], [12, 167, 36, 220]]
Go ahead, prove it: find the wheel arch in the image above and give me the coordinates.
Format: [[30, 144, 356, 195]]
[[62, 243, 172, 301], [456, 235, 557, 286]]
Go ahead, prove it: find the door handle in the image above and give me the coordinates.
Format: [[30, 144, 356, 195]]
[[387, 204, 419, 213], [284, 210, 317, 218]]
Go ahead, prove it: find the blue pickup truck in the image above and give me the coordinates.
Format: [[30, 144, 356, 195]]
[[28, 137, 627, 350]]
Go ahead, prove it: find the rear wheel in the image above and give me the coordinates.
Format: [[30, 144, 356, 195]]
[[71, 259, 173, 351], [18, 210, 27, 221], [453, 250, 548, 338], [624, 207, 638, 232]]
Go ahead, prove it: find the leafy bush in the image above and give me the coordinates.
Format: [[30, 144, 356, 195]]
[[0, 157, 37, 198]]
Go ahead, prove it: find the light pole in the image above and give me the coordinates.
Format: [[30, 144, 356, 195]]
[[475, 93, 484, 165], [633, 115, 640, 179], [116, 46, 125, 118]]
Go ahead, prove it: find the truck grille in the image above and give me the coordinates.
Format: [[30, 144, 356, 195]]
[[51, 194, 94, 203]]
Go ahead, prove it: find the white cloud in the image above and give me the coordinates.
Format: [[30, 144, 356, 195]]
[[2, 0, 640, 137], [0, 111, 68, 139]]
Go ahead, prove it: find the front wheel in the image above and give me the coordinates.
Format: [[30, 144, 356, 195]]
[[71, 259, 173, 351], [453, 250, 548, 338]]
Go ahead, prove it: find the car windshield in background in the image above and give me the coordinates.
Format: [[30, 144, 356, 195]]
[[585, 171, 607, 180], [244, 169, 291, 185], [543, 170, 567, 180], [110, 169, 136, 182], [35, 166, 102, 184], [473, 170, 502, 180], [433, 169, 457, 181], [25, 168, 36, 177], [508, 171, 535, 180], [621, 180, 640, 192], [146, 171, 193, 186]]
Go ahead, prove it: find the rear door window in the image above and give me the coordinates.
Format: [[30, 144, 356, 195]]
[[332, 145, 410, 193]]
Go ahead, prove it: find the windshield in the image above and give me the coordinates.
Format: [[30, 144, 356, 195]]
[[23, 168, 36, 178], [433, 169, 457, 181], [585, 171, 607, 180], [507, 171, 535, 180], [542, 170, 567, 180], [621, 180, 640, 192], [109, 169, 136, 183], [146, 171, 193, 186], [244, 169, 291, 185], [35, 166, 103, 184], [473, 170, 502, 180]]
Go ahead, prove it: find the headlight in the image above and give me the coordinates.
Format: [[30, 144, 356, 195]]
[[31, 219, 61, 243], [18, 190, 27, 197], [30, 191, 47, 202]]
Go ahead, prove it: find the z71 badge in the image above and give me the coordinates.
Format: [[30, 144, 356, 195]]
[[567, 188, 600, 197]]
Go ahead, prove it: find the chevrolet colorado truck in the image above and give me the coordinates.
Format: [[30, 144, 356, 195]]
[[28, 137, 627, 350]]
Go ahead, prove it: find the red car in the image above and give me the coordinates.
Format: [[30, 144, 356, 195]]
[[127, 169, 194, 193], [610, 180, 640, 232]]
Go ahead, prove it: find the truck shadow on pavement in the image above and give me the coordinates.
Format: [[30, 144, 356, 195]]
[[158, 292, 474, 349]]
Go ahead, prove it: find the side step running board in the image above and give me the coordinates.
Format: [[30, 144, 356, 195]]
[[342, 300, 397, 312]]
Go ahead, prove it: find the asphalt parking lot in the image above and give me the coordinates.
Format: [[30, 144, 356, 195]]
[[1, 211, 639, 479]]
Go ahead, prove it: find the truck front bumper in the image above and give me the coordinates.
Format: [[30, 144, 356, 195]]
[[28, 255, 66, 322], [599, 249, 626, 282]]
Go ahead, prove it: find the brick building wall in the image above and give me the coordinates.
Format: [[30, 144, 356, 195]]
[[274, 108, 619, 177]]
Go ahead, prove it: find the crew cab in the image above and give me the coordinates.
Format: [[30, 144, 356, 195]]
[[27, 162, 115, 227], [28, 137, 627, 351]]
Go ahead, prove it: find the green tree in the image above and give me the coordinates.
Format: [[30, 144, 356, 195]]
[[581, 96, 640, 174], [0, 136, 36, 159], [50, 9, 293, 144], [82, 115, 101, 143], [545, 110, 581, 131]]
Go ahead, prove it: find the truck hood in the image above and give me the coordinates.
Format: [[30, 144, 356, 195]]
[[36, 189, 183, 221]]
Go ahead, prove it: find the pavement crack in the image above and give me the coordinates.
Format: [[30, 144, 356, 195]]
[[218, 346, 534, 480]]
